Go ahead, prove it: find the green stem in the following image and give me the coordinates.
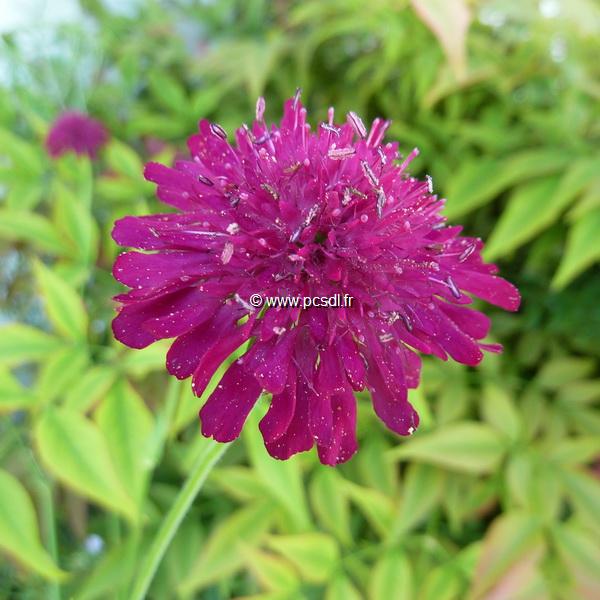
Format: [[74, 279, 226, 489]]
[[129, 440, 228, 600], [37, 479, 61, 600]]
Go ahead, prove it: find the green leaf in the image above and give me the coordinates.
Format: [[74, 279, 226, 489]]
[[568, 179, 600, 220], [154, 516, 203, 596], [370, 550, 414, 600], [547, 437, 600, 466], [191, 87, 224, 119], [479, 384, 521, 441], [96, 176, 143, 202], [35, 345, 89, 404], [128, 110, 188, 139], [0, 210, 66, 255], [559, 468, 600, 535], [0, 324, 63, 367], [266, 533, 339, 583], [120, 341, 170, 377], [552, 522, 600, 599], [0, 127, 45, 175], [0, 368, 35, 412], [105, 140, 144, 181], [243, 548, 300, 593], [552, 208, 600, 289], [537, 357, 595, 389], [309, 469, 352, 545], [33, 261, 88, 340], [148, 71, 188, 114], [444, 149, 569, 219], [74, 534, 139, 600], [558, 380, 600, 405], [5, 180, 44, 210], [325, 574, 362, 600], [356, 436, 398, 495], [389, 463, 444, 540], [484, 176, 561, 260], [52, 184, 99, 265], [420, 564, 463, 600], [387, 422, 505, 474], [343, 482, 394, 537], [209, 466, 269, 502], [62, 365, 117, 412], [178, 502, 273, 594], [506, 452, 562, 521], [0, 470, 65, 581], [470, 512, 543, 599], [55, 153, 94, 208], [553, 157, 600, 219], [244, 409, 311, 531], [95, 378, 154, 506], [34, 407, 136, 520]]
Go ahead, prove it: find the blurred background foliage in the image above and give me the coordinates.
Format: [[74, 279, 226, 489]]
[[0, 0, 599, 598]]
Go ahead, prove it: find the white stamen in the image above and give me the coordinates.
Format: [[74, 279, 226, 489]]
[[221, 242, 233, 264]]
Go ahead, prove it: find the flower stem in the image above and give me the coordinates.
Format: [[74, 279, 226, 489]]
[[129, 439, 227, 600]]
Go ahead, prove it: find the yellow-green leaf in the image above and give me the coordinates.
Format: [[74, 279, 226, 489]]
[[0, 470, 66, 581], [470, 512, 543, 599], [552, 522, 600, 599], [389, 463, 444, 540], [0, 210, 66, 255], [484, 176, 561, 260], [552, 208, 600, 289], [537, 357, 595, 389], [387, 422, 505, 474], [309, 469, 352, 545], [35, 345, 89, 405], [95, 378, 154, 505], [266, 533, 339, 583], [178, 502, 273, 594], [445, 150, 569, 219], [62, 365, 117, 413], [0, 368, 35, 412], [559, 468, 600, 535], [34, 407, 136, 520], [243, 548, 300, 593], [370, 550, 414, 600], [148, 71, 188, 114], [480, 384, 521, 441], [343, 482, 394, 538], [105, 140, 143, 181], [244, 409, 310, 532], [0, 324, 63, 367], [325, 574, 362, 600], [33, 261, 88, 341], [52, 184, 99, 265]]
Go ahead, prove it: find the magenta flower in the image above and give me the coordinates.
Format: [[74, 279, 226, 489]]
[[45, 110, 108, 159], [112, 93, 520, 465]]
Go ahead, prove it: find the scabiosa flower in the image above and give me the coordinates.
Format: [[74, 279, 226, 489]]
[[45, 110, 108, 159], [112, 92, 520, 465]]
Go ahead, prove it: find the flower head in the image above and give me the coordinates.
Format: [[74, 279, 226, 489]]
[[45, 110, 108, 159], [112, 92, 520, 465]]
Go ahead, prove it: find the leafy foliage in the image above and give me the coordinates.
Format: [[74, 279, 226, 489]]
[[0, 0, 599, 598]]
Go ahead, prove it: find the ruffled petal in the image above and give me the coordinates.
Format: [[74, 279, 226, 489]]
[[259, 369, 297, 443], [166, 306, 243, 379], [199, 361, 263, 442], [264, 372, 314, 460], [317, 386, 358, 465], [246, 329, 297, 395]]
